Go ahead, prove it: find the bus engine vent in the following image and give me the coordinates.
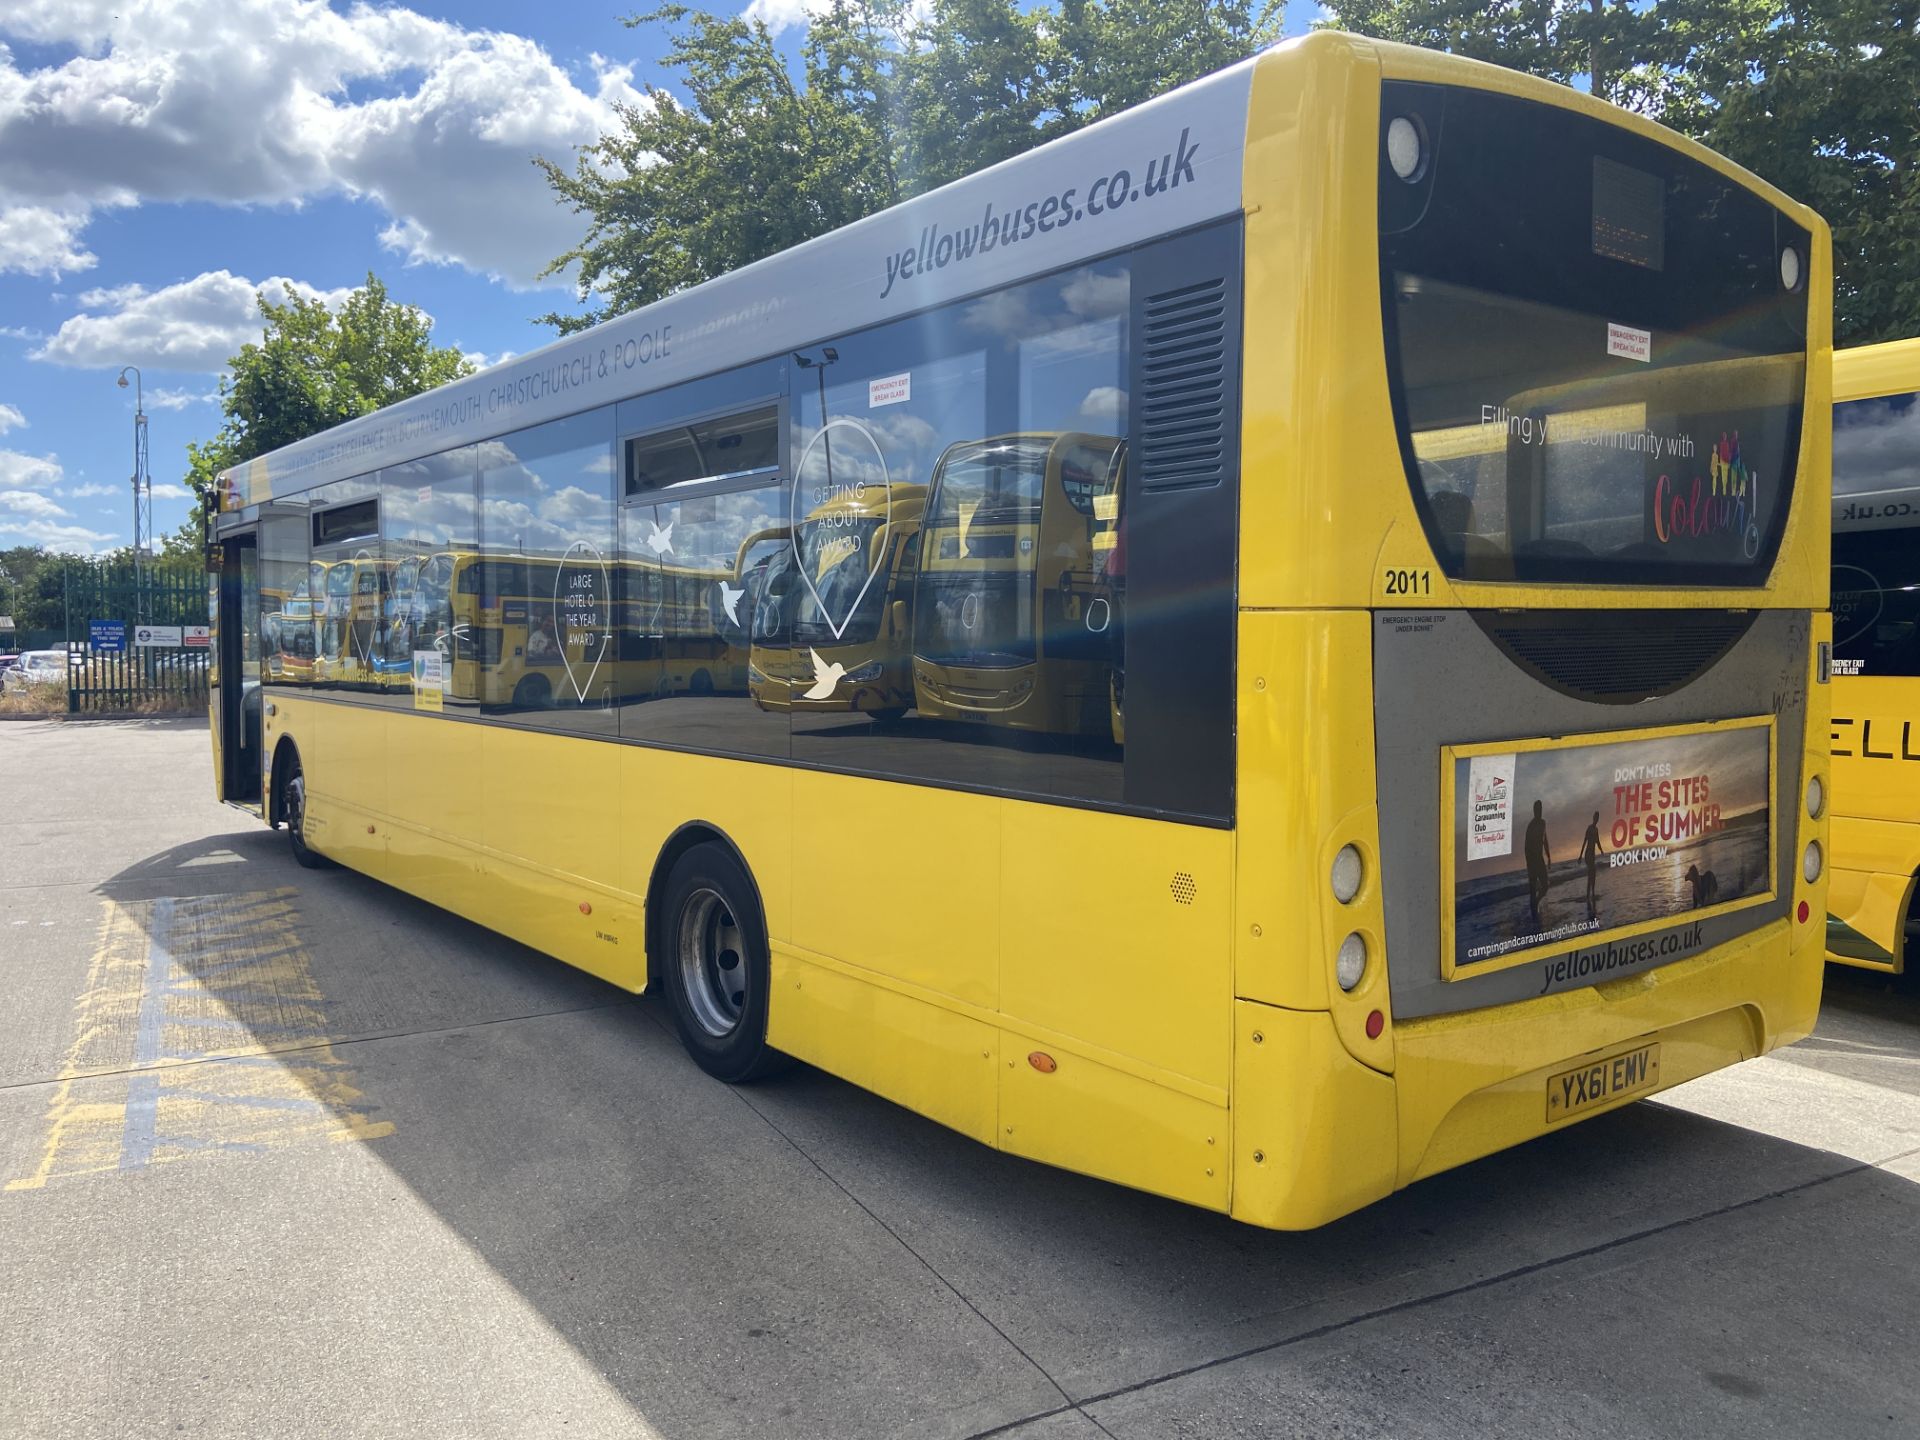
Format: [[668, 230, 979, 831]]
[[1170, 871, 1197, 905], [1472, 610, 1757, 705], [1138, 277, 1229, 492]]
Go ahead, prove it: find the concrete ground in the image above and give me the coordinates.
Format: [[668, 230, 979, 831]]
[[1, 717, 1916, 1440]]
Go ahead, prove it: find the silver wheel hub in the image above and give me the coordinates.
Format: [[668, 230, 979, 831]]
[[676, 887, 746, 1038]]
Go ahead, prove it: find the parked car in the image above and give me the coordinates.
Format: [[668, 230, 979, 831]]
[[2, 649, 68, 694], [0, 652, 19, 676]]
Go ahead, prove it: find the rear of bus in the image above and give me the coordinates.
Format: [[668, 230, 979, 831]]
[[1233, 37, 1830, 1227], [1825, 339, 1920, 972]]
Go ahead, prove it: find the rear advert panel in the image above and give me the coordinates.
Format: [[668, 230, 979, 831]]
[[1374, 609, 1810, 1019], [1442, 718, 1775, 978]]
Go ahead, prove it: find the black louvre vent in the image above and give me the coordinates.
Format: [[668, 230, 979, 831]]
[[1473, 610, 1756, 704], [1138, 277, 1228, 491]]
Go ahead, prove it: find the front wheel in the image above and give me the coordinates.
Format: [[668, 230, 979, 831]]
[[282, 753, 332, 870], [659, 843, 789, 1083]]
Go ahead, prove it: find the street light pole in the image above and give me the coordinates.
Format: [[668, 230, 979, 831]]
[[116, 366, 151, 621], [792, 347, 839, 490]]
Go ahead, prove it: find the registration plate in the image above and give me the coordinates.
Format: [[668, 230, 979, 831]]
[[1545, 1042, 1661, 1122]]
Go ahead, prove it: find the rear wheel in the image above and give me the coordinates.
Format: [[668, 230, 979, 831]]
[[512, 673, 552, 709], [659, 843, 789, 1083], [282, 753, 332, 870]]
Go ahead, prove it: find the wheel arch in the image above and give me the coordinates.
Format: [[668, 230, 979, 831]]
[[644, 821, 769, 991], [267, 734, 302, 827]]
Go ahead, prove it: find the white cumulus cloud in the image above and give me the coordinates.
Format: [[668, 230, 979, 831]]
[[0, 204, 97, 278], [0, 402, 24, 433], [34, 270, 357, 372], [148, 482, 191, 499], [0, 517, 118, 553], [0, 1, 648, 288], [146, 387, 218, 411], [0, 448, 62, 489], [64, 481, 117, 498], [0, 488, 70, 519]]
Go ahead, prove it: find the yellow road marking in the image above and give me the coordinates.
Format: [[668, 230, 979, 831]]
[[8, 888, 392, 1191]]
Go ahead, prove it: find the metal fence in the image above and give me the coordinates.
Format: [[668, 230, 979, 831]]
[[63, 562, 210, 714]]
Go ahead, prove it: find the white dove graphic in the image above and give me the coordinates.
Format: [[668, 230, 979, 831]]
[[717, 580, 745, 626], [645, 520, 675, 556], [802, 647, 846, 700]]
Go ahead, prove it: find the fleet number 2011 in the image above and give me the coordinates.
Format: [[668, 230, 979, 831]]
[[1383, 568, 1432, 597]]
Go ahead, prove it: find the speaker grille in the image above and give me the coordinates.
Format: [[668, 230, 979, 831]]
[[1170, 871, 1197, 905]]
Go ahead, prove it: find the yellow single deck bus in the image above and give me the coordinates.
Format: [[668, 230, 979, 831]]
[[1826, 338, 1920, 972], [209, 32, 1832, 1228]]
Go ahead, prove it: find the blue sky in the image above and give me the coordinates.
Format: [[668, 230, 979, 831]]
[[0, 0, 1321, 554]]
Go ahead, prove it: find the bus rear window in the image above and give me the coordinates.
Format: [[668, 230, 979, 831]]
[[1379, 83, 1809, 586]]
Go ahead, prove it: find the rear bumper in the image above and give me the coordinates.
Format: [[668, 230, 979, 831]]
[[1229, 911, 1823, 1230]]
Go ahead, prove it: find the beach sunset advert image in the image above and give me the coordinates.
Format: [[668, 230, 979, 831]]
[[1449, 724, 1773, 971]]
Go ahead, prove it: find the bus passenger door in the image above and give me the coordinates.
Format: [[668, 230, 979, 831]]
[[218, 531, 264, 813]]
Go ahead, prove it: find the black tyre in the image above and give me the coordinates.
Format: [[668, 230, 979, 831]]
[[281, 752, 332, 870], [689, 668, 715, 696], [658, 843, 789, 1083], [512, 673, 552, 709], [868, 706, 908, 726]]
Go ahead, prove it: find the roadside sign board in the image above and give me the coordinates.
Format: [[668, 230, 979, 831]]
[[135, 624, 183, 648], [90, 620, 127, 654], [183, 626, 211, 649]]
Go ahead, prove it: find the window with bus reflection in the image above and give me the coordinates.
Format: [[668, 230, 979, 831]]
[[243, 243, 1247, 821], [782, 262, 1131, 805], [306, 479, 382, 695], [475, 410, 618, 735], [382, 448, 476, 711]]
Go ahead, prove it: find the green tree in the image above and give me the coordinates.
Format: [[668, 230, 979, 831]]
[[539, 0, 1280, 326], [185, 272, 474, 523], [538, 2, 910, 333], [1325, 0, 1920, 344], [0, 545, 64, 636]]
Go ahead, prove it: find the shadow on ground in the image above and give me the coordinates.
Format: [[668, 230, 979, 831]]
[[81, 826, 1920, 1440]]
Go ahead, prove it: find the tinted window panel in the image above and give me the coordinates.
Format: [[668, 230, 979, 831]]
[[1834, 391, 1920, 528], [1832, 391, 1920, 677], [616, 479, 791, 757], [783, 261, 1133, 808], [477, 410, 619, 734], [627, 406, 780, 496], [306, 476, 383, 693], [382, 448, 476, 712], [1380, 82, 1809, 586], [258, 494, 313, 689]]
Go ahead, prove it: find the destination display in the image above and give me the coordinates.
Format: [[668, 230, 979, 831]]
[[1447, 721, 1773, 973]]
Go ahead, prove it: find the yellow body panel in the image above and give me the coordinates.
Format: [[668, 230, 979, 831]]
[[1826, 340, 1920, 970], [224, 34, 1832, 1227]]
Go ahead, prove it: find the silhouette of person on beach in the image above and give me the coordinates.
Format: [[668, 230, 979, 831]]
[[1524, 799, 1552, 926], [1579, 810, 1604, 920]]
